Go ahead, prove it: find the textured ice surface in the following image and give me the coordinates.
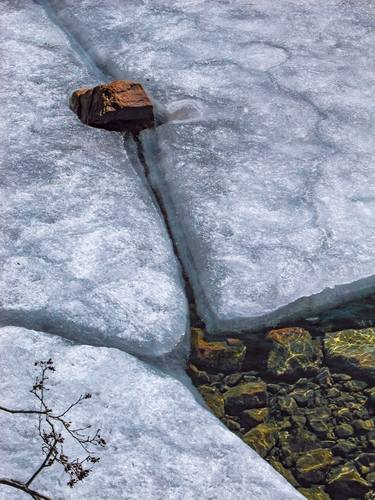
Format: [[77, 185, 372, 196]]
[[0, 327, 301, 499], [48, 0, 375, 332], [0, 0, 188, 356]]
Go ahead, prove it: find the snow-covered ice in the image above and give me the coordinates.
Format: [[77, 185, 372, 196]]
[[0, 0, 188, 357], [48, 0, 375, 332], [0, 326, 302, 499]]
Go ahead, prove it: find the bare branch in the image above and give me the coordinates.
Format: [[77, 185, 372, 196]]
[[0, 478, 51, 500], [0, 359, 106, 498]]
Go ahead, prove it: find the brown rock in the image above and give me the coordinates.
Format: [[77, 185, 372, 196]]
[[190, 328, 246, 373], [70, 80, 154, 133]]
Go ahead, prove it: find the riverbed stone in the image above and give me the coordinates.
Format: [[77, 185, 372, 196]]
[[335, 423, 354, 439], [326, 462, 371, 497], [298, 486, 331, 500], [266, 327, 321, 380], [241, 407, 269, 428], [243, 423, 278, 458], [191, 328, 246, 373], [289, 387, 315, 407], [324, 329, 375, 382], [332, 439, 357, 457], [353, 419, 374, 432], [269, 458, 299, 487], [224, 381, 267, 414], [278, 395, 299, 415], [199, 385, 225, 418], [187, 363, 210, 384], [295, 448, 334, 484]]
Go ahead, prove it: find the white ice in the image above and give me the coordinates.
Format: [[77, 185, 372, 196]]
[[48, 0, 375, 332], [0, 326, 302, 500], [0, 0, 188, 357]]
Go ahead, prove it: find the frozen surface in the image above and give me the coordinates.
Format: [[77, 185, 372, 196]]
[[48, 0, 375, 332], [0, 326, 301, 499], [0, 0, 188, 356]]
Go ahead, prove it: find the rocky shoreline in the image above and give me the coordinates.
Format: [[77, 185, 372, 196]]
[[187, 325, 375, 499]]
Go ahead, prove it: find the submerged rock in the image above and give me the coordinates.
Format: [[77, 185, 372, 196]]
[[297, 486, 331, 500], [243, 423, 278, 458], [70, 80, 154, 133], [191, 328, 246, 373], [241, 407, 269, 428], [199, 385, 225, 418], [326, 462, 371, 497], [295, 448, 334, 484], [224, 381, 268, 414], [266, 328, 321, 380], [324, 328, 375, 382]]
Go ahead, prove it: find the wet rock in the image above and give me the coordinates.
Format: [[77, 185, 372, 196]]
[[224, 381, 267, 414], [295, 448, 334, 484], [278, 395, 298, 415], [332, 439, 357, 457], [353, 419, 374, 432], [326, 387, 341, 399], [334, 423, 354, 439], [298, 486, 331, 500], [279, 428, 319, 458], [343, 379, 368, 392], [366, 386, 375, 407], [241, 407, 269, 428], [224, 372, 242, 386], [243, 423, 278, 458], [191, 328, 246, 373], [267, 383, 282, 394], [199, 385, 225, 418], [332, 373, 352, 382], [70, 80, 154, 133], [308, 419, 332, 439], [289, 387, 315, 407], [316, 367, 334, 387], [266, 327, 321, 380], [354, 453, 375, 475], [291, 415, 307, 427], [187, 363, 210, 384], [326, 462, 371, 497], [223, 417, 241, 432], [325, 329, 375, 382], [269, 458, 299, 487]]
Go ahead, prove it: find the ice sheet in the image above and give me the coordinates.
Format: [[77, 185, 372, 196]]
[[0, 0, 188, 356], [47, 0, 375, 332]]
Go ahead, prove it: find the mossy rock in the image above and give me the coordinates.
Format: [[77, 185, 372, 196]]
[[266, 327, 321, 380], [298, 486, 331, 500], [324, 328, 375, 382], [199, 385, 224, 418], [190, 328, 246, 373], [224, 381, 267, 415], [326, 462, 371, 497], [243, 423, 278, 458], [295, 448, 334, 484]]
